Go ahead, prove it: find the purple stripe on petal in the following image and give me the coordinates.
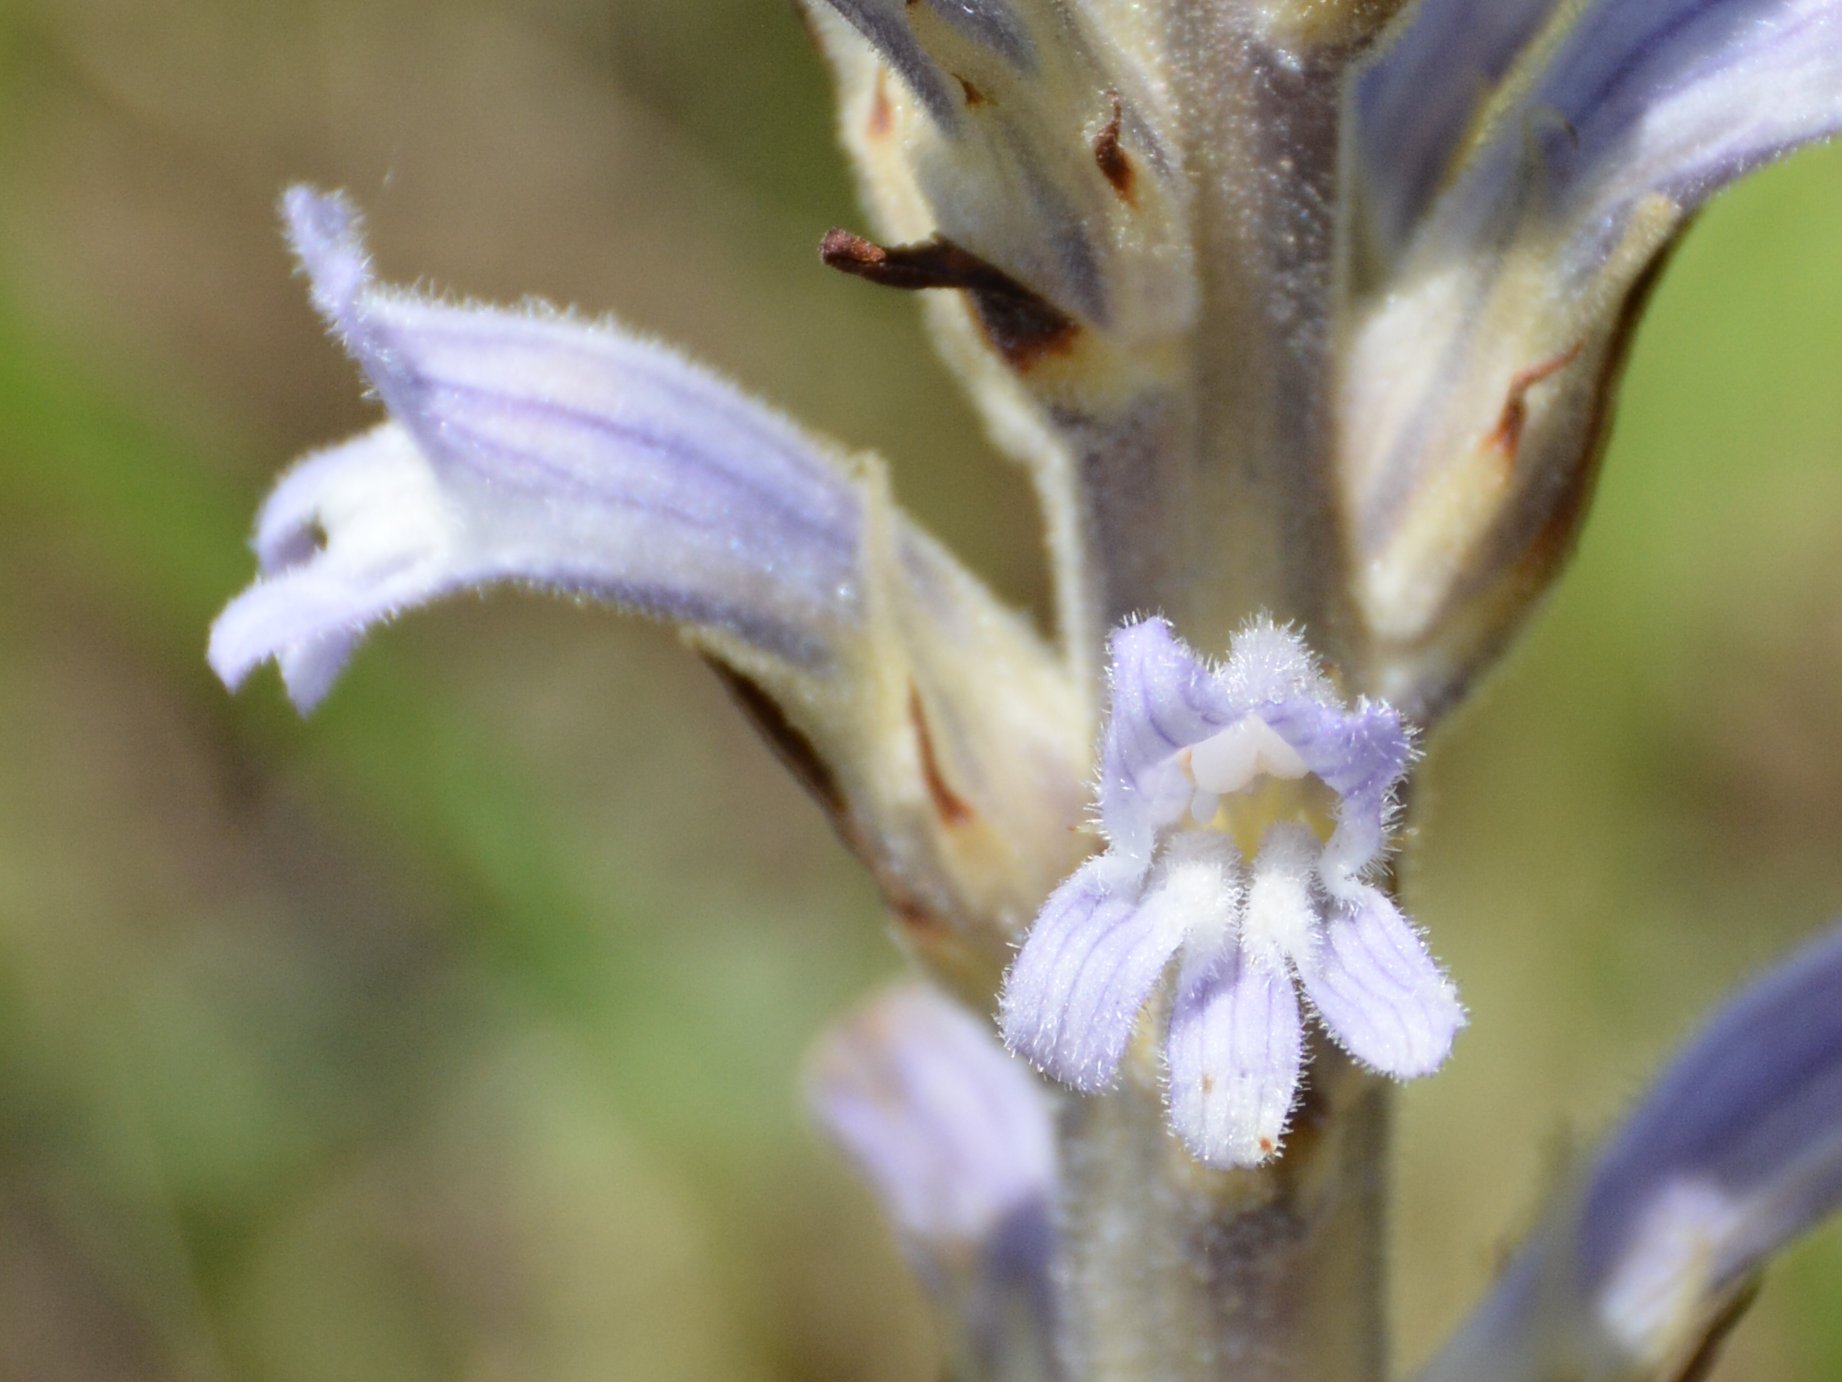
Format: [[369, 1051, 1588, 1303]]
[[1422, 919, 1842, 1381], [1356, 0, 1561, 264], [1298, 883, 1463, 1079], [1582, 918, 1842, 1287], [1410, 0, 1842, 291], [809, 0, 960, 126], [1258, 695, 1413, 885], [212, 190, 921, 708], [1098, 618, 1239, 856], [1000, 853, 1180, 1093], [1166, 947, 1304, 1169]]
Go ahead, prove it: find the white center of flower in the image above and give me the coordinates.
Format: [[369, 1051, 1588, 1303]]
[[1184, 716, 1310, 825]]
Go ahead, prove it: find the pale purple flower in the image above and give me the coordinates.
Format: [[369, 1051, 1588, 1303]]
[[209, 187, 1093, 978], [211, 188, 880, 710], [1000, 616, 1463, 1168], [808, 984, 1059, 1381], [1421, 918, 1842, 1381]]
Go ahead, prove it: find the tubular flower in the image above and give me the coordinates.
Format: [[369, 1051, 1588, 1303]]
[[807, 984, 1060, 1380], [1000, 616, 1463, 1168], [1421, 919, 1842, 1382], [211, 188, 1092, 995]]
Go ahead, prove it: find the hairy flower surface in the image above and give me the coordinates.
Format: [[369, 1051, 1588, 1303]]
[[212, 187, 1091, 992], [1000, 617, 1463, 1167]]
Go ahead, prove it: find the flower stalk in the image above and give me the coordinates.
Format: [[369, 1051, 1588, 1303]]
[[1059, 1039, 1390, 1381]]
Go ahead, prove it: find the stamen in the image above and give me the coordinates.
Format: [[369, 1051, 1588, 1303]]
[[1189, 716, 1309, 795]]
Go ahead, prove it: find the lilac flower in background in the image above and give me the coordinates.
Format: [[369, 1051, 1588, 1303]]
[[809, 984, 1059, 1381], [1001, 617, 1462, 1168], [1421, 919, 1842, 1382]]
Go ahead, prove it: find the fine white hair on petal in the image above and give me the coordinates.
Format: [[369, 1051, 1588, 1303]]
[[1257, 693, 1414, 890], [1238, 825, 1321, 974], [1296, 883, 1464, 1079], [1006, 613, 1457, 1165], [209, 424, 455, 708], [1217, 616, 1334, 707], [1166, 944, 1304, 1169], [215, 187, 887, 708], [999, 852, 1186, 1093], [1096, 617, 1241, 858]]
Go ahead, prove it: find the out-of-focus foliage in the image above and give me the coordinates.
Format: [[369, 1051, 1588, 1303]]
[[0, 1, 1838, 1377]]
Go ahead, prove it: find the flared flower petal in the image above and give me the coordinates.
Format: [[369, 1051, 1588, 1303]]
[[808, 984, 1059, 1381], [215, 188, 1091, 989], [1420, 918, 1842, 1382], [1365, 0, 1842, 278], [1256, 696, 1413, 891], [1097, 617, 1239, 858], [999, 853, 1187, 1093], [1297, 884, 1463, 1080], [1166, 946, 1304, 1169], [214, 189, 864, 706]]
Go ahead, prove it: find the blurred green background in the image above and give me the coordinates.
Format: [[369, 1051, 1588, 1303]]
[[1, 1, 1840, 1377]]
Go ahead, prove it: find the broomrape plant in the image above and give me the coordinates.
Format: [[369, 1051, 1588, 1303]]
[[212, 1, 1842, 1377]]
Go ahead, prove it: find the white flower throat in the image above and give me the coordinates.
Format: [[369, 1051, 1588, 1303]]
[[1181, 715, 1337, 863]]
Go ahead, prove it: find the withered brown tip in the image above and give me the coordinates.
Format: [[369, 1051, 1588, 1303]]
[[1094, 93, 1136, 204], [818, 229, 1080, 371]]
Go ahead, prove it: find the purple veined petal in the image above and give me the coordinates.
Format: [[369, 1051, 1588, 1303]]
[[1297, 883, 1463, 1080], [1096, 617, 1240, 860], [1419, 918, 1842, 1382], [1418, 0, 1842, 288], [915, 0, 1035, 70], [1580, 917, 1842, 1328], [1537, 0, 1842, 224], [807, 984, 1060, 1380], [1166, 945, 1305, 1169], [804, 0, 960, 126], [213, 188, 870, 710], [1000, 852, 1186, 1093], [1354, 0, 1562, 267], [1256, 694, 1414, 886]]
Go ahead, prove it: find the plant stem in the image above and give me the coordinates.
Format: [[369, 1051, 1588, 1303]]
[[1054, 1044, 1390, 1381]]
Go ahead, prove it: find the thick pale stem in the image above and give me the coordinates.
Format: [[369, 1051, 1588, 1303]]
[[1076, 15, 1393, 662], [1055, 1044, 1390, 1382]]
